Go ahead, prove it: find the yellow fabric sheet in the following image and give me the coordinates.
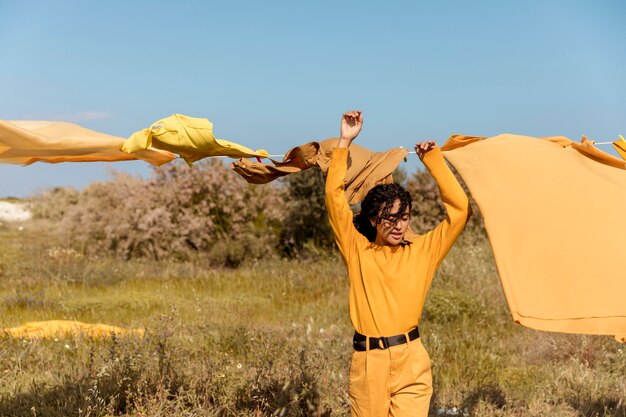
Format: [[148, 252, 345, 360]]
[[3, 320, 145, 339], [442, 134, 626, 343], [0, 120, 175, 166], [121, 114, 270, 165]]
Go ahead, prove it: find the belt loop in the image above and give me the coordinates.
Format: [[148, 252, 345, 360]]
[[404, 331, 411, 346], [380, 336, 389, 349], [366, 336, 370, 352]]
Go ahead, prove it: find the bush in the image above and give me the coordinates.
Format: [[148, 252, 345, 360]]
[[406, 168, 484, 235], [56, 160, 285, 265], [278, 168, 334, 257], [31, 187, 79, 221]]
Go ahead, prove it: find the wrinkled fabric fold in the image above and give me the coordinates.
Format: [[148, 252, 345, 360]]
[[613, 140, 626, 161], [121, 114, 269, 166], [442, 134, 626, 342], [232, 138, 409, 204], [0, 120, 176, 166]]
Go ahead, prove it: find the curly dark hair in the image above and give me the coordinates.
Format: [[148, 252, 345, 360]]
[[354, 183, 412, 242]]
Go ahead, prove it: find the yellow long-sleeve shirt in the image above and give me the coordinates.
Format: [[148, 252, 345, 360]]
[[325, 146, 470, 336]]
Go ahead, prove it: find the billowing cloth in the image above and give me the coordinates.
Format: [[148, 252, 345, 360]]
[[233, 138, 409, 204], [441, 134, 626, 343], [231, 141, 322, 183], [121, 114, 269, 166], [3, 320, 145, 339], [0, 120, 175, 166]]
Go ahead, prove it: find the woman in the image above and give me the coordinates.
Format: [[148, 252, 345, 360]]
[[326, 111, 471, 417]]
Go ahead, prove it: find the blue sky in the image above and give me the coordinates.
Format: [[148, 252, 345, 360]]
[[1, 0, 625, 197]]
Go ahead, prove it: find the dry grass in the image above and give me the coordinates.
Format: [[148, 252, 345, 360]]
[[0, 221, 624, 416]]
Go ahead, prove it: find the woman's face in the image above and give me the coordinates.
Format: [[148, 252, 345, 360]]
[[371, 198, 410, 246]]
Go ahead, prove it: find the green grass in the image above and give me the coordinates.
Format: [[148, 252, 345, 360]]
[[0, 221, 625, 416]]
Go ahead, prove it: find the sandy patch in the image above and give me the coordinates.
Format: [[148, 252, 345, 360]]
[[0, 201, 32, 222]]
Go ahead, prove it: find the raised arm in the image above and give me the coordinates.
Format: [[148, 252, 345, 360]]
[[325, 111, 363, 258], [417, 141, 471, 266]]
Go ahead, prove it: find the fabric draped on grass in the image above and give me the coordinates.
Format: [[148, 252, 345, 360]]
[[3, 320, 145, 339]]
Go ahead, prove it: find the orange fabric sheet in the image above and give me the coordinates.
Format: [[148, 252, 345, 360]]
[[0, 120, 175, 166], [442, 134, 626, 342]]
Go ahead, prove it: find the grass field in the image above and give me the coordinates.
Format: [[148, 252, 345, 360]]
[[0, 220, 625, 416]]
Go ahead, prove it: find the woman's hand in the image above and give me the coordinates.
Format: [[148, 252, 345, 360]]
[[415, 140, 437, 159], [338, 110, 363, 147]]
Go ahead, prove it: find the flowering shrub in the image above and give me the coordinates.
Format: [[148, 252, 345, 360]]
[[31, 187, 79, 221], [55, 160, 285, 265]]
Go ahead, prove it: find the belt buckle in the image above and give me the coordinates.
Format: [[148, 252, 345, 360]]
[[377, 336, 389, 350]]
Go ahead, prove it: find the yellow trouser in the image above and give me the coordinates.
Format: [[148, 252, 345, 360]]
[[349, 337, 432, 417]]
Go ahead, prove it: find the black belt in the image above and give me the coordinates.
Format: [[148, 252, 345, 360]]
[[353, 327, 420, 351]]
